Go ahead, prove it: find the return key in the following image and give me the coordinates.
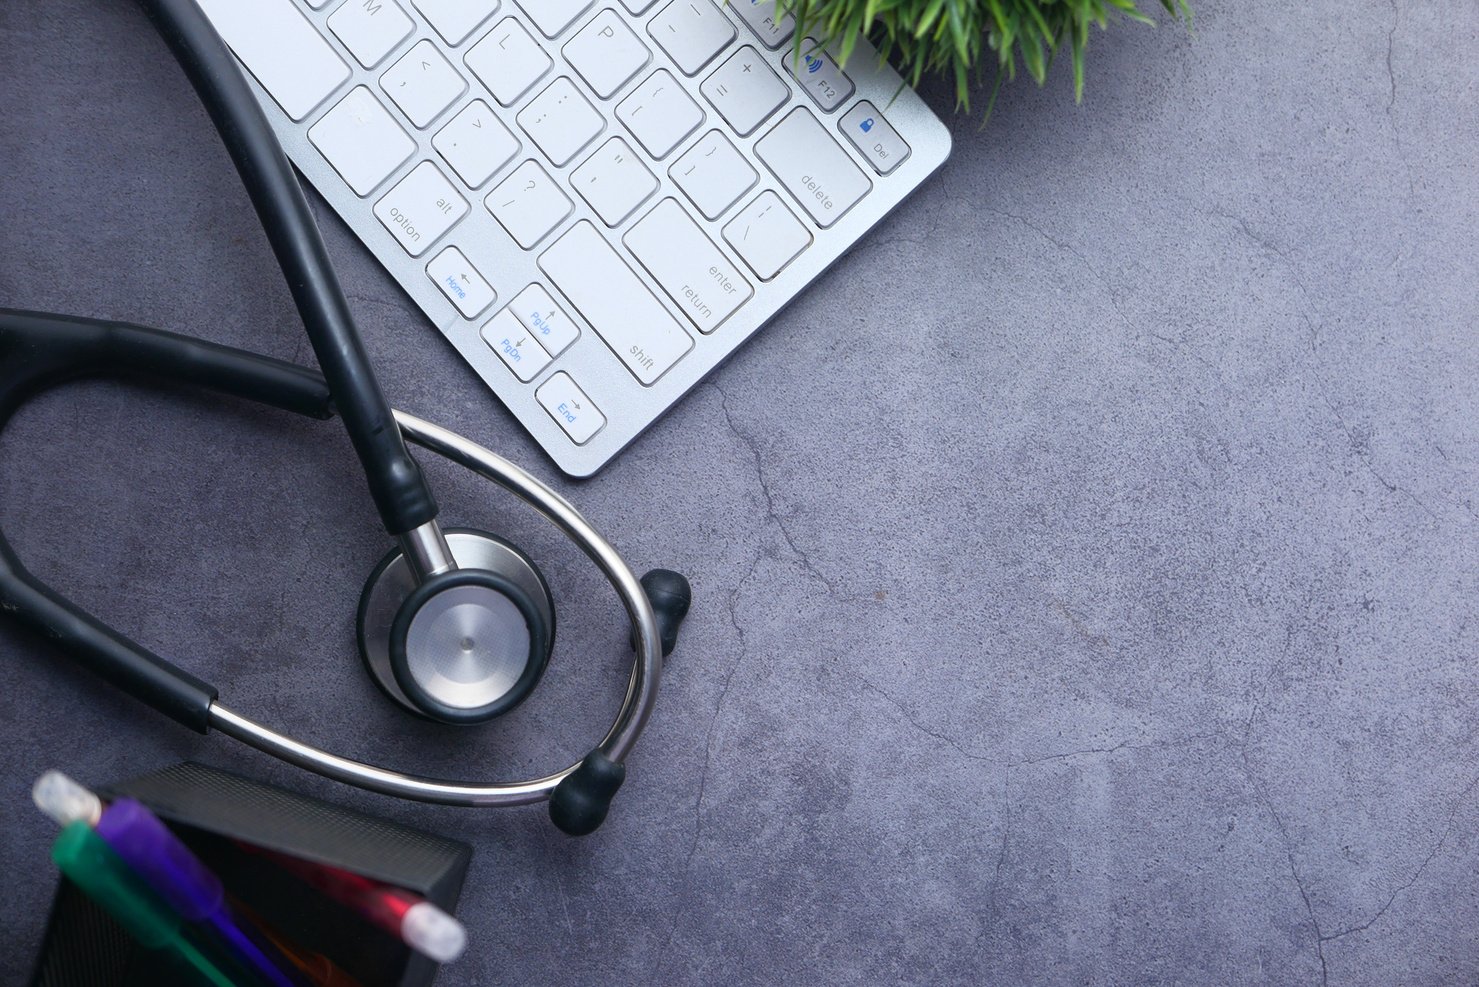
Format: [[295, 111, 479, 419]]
[[626, 199, 753, 334]]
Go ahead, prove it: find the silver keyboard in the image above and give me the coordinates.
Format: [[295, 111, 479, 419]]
[[197, 0, 951, 476]]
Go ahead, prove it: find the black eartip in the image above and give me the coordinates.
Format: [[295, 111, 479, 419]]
[[549, 751, 626, 836], [639, 569, 692, 658]]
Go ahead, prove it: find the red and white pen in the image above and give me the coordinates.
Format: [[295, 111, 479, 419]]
[[247, 846, 466, 964]]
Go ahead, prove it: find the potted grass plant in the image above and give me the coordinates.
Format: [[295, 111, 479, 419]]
[[780, 0, 1192, 111]]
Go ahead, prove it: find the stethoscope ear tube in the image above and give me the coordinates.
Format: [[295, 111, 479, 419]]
[[137, 0, 439, 538], [0, 309, 337, 733], [0, 536, 219, 733], [205, 410, 671, 833], [0, 311, 677, 833]]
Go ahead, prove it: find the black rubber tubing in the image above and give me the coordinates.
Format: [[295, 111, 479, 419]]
[[0, 309, 337, 732], [134, 0, 439, 536]]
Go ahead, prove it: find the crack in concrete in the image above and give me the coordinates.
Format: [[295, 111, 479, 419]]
[[1236, 730, 1479, 983], [1232, 588, 1479, 981], [649, 549, 764, 979], [861, 672, 1223, 774], [979, 206, 1168, 359], [855, 191, 968, 255], [1048, 597, 1110, 648], [1383, 0, 1416, 198], [858, 677, 996, 763], [1243, 618, 1305, 738], [344, 290, 421, 324], [711, 382, 836, 593], [985, 764, 1013, 927], [1321, 772, 1479, 943], [1012, 731, 1223, 768], [1384, 0, 1399, 118], [1216, 210, 1446, 525], [1240, 743, 1329, 985]]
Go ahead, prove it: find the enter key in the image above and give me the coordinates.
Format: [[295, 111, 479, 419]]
[[625, 198, 753, 334]]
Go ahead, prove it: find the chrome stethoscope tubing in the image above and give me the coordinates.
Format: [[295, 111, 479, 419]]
[[209, 410, 664, 808]]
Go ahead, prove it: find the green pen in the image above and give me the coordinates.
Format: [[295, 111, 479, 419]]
[[50, 820, 242, 987]]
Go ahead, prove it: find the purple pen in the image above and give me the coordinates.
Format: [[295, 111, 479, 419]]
[[33, 771, 306, 987]]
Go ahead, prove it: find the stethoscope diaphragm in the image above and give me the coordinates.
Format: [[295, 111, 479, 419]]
[[358, 529, 555, 724]]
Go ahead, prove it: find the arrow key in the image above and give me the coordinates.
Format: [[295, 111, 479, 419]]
[[482, 308, 552, 381], [427, 246, 496, 318], [507, 284, 580, 355], [536, 372, 606, 445]]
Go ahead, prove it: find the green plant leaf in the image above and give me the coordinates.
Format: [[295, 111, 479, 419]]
[[776, 0, 1191, 115]]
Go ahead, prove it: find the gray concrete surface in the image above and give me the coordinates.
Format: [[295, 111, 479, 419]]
[[2, 1, 1476, 983]]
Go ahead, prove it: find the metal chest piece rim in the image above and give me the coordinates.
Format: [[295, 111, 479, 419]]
[[357, 528, 556, 724]]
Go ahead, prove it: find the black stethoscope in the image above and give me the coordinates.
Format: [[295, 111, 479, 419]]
[[0, 0, 690, 835]]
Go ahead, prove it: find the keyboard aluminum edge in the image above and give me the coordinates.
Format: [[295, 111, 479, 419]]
[[220, 2, 953, 477]]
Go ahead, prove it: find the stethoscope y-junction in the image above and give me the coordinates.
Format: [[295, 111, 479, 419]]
[[0, 0, 690, 836]]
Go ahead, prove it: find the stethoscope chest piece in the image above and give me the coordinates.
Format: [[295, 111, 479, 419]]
[[358, 529, 555, 724]]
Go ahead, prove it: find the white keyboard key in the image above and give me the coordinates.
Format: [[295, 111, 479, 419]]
[[668, 130, 755, 220], [540, 222, 692, 384], [508, 284, 580, 354], [433, 100, 519, 187], [306, 0, 333, 7], [466, 19, 551, 106], [487, 160, 572, 248], [700, 46, 788, 137], [516, 0, 594, 38], [309, 87, 416, 196], [381, 40, 466, 127], [328, 0, 414, 68], [616, 70, 703, 159], [537, 372, 606, 444], [517, 77, 605, 167], [427, 246, 497, 317], [563, 10, 651, 99], [755, 107, 870, 228], [619, 0, 660, 12], [784, 38, 854, 112], [626, 199, 752, 334], [648, 0, 736, 76], [482, 309, 551, 381], [196, 0, 349, 121], [722, 189, 810, 280], [730, 0, 795, 49], [373, 161, 469, 255], [839, 101, 911, 176], [412, 0, 501, 45], [571, 137, 657, 226]]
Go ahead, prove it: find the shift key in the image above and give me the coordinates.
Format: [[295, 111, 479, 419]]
[[540, 222, 693, 384], [626, 199, 752, 334], [755, 107, 871, 229]]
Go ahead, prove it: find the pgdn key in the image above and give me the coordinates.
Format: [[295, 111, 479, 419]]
[[625, 199, 752, 334]]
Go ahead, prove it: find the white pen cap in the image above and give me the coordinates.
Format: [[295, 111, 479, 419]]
[[401, 901, 467, 963], [32, 770, 103, 828]]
